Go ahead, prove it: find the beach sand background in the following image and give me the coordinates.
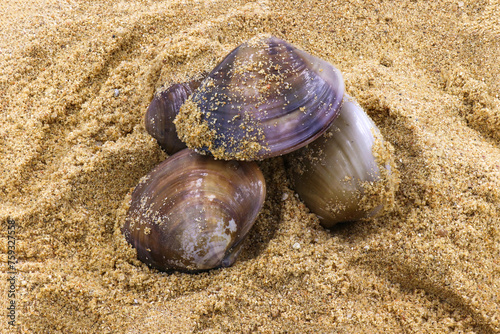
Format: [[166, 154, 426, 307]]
[[1, 0, 499, 332]]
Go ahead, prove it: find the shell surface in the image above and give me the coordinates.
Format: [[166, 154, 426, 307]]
[[145, 79, 202, 155], [174, 35, 345, 161], [287, 95, 398, 227], [122, 149, 266, 272]]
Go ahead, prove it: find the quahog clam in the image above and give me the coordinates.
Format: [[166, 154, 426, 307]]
[[145, 79, 203, 155], [174, 35, 345, 161], [287, 95, 398, 228], [122, 148, 266, 272]]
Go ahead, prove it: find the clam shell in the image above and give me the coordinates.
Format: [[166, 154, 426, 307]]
[[174, 35, 345, 161], [145, 79, 202, 155], [287, 95, 397, 227], [122, 149, 266, 272]]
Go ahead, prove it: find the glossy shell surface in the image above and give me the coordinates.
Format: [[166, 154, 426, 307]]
[[175, 35, 345, 161], [122, 149, 266, 272], [287, 96, 397, 227], [145, 80, 202, 155]]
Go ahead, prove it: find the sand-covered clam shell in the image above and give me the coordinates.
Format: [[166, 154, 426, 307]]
[[122, 149, 266, 272], [287, 95, 398, 227], [174, 35, 345, 161], [145, 79, 202, 155]]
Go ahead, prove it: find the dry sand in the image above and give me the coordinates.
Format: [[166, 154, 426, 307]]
[[1, 0, 499, 333]]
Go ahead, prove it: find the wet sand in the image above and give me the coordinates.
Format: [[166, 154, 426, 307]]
[[1, 0, 499, 332]]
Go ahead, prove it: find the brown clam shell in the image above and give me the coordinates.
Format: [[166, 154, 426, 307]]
[[145, 79, 202, 155], [174, 35, 345, 161], [287, 96, 397, 228], [122, 149, 266, 272]]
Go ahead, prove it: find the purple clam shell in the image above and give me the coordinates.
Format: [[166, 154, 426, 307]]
[[145, 80, 202, 155], [175, 36, 345, 160], [122, 149, 266, 273]]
